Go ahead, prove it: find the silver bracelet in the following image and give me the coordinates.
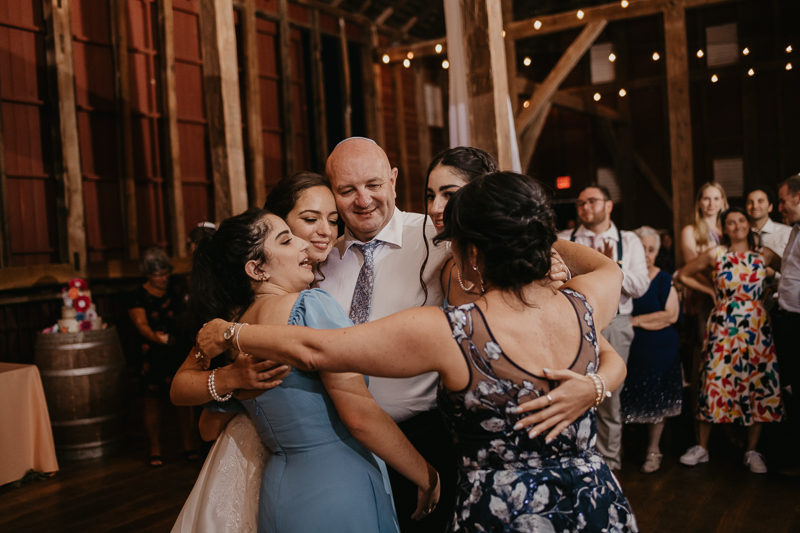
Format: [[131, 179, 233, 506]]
[[208, 368, 233, 402], [235, 323, 248, 353]]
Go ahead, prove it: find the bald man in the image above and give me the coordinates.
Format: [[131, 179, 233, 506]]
[[318, 138, 455, 532]]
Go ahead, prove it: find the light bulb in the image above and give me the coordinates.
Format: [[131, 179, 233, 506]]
[[577, 10, 585, 20], [382, 54, 390, 64], [787, 45, 793, 53], [523, 57, 532, 66], [407, 52, 414, 59], [593, 93, 601, 101], [618, 88, 627, 97], [608, 53, 616, 62], [711, 74, 719, 82], [697, 50, 704, 58], [502, 31, 506, 38], [621, 0, 629, 7], [523, 100, 530, 108], [442, 60, 449, 70], [534, 20, 542, 30], [748, 69, 754, 76], [403, 58, 410, 68], [742, 48, 749, 56], [787, 63, 793, 71], [435, 44, 443, 54], [652, 52, 660, 61]]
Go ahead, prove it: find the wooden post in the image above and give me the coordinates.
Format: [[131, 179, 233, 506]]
[[663, 2, 695, 266], [0, 73, 9, 267], [310, 10, 329, 169], [461, 0, 513, 170], [362, 24, 385, 147], [200, 0, 248, 221], [110, 0, 139, 260], [392, 64, 411, 211], [339, 17, 353, 139], [501, 0, 518, 116], [278, 0, 296, 175], [413, 61, 432, 176], [157, 0, 187, 257], [42, 0, 86, 274], [243, 0, 266, 207]]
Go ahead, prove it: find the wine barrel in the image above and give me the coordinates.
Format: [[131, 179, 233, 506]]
[[34, 327, 127, 460]]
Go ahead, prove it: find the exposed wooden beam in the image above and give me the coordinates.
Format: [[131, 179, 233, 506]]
[[518, 102, 552, 172], [310, 9, 329, 169], [278, 0, 296, 176], [462, 0, 514, 169], [358, 1, 373, 16], [376, 0, 412, 26], [381, 37, 446, 64], [291, 0, 408, 40], [663, 2, 695, 266], [200, 0, 249, 221], [506, 0, 738, 40], [516, 78, 622, 122], [157, 0, 186, 258], [43, 0, 86, 274], [110, 0, 138, 260], [339, 17, 353, 139], [515, 20, 607, 136], [633, 153, 673, 211], [401, 1, 442, 35], [0, 70, 9, 267], [243, 0, 266, 207], [362, 24, 386, 147], [413, 61, 432, 180], [392, 64, 412, 211]]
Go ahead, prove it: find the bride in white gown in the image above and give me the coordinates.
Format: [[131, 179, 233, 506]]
[[171, 413, 269, 533]]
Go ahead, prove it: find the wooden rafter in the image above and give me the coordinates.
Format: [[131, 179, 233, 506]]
[[516, 78, 622, 122], [376, 0, 412, 26], [514, 20, 607, 136], [401, 1, 441, 35], [381, 37, 447, 64]]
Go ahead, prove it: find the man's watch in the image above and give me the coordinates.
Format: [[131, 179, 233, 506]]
[[223, 322, 237, 348]]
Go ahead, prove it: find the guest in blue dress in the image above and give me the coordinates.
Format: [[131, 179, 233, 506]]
[[621, 226, 682, 474], [171, 207, 439, 533], [198, 172, 638, 532]]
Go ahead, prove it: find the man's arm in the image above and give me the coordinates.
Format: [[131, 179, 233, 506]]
[[621, 233, 650, 299]]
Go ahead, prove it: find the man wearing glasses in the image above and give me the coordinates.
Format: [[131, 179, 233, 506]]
[[557, 185, 649, 474]]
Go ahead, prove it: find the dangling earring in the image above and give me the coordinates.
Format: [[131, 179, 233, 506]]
[[457, 268, 475, 292], [472, 265, 486, 294]]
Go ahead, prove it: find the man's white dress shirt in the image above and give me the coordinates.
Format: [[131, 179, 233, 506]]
[[557, 222, 650, 315], [778, 224, 800, 313], [319, 208, 449, 422], [752, 217, 792, 258]]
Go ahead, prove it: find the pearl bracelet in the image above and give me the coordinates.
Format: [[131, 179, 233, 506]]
[[208, 368, 233, 402], [587, 373, 611, 407]]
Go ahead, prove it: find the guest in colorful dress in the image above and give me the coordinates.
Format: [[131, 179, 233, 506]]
[[621, 226, 682, 473], [677, 207, 783, 473]]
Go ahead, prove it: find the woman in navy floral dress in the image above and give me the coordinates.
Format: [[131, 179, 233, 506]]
[[197, 172, 637, 532]]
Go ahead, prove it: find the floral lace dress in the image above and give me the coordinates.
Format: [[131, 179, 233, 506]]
[[439, 289, 638, 533]]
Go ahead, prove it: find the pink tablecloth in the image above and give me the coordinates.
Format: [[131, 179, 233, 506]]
[[0, 363, 59, 485]]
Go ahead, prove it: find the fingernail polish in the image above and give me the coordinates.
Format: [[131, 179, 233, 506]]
[[543, 368, 550, 373], [506, 406, 518, 414], [528, 430, 537, 439], [513, 422, 522, 430]]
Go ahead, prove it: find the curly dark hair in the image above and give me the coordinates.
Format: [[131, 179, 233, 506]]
[[189, 207, 273, 326], [720, 206, 757, 250], [434, 171, 557, 305], [420, 147, 499, 304]]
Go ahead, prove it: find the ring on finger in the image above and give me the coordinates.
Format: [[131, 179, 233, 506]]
[[546, 393, 553, 405]]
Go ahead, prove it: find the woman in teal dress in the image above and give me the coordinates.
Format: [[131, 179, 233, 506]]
[[171, 206, 439, 533]]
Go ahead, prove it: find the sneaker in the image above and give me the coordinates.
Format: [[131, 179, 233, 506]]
[[641, 452, 663, 474], [679, 445, 709, 466], [744, 450, 767, 474]]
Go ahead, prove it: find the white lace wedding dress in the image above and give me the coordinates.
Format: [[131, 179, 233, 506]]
[[172, 413, 270, 533]]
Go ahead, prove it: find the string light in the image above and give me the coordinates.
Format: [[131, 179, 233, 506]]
[[523, 57, 532, 66], [711, 74, 719, 82], [435, 44, 443, 54], [652, 52, 660, 61], [608, 53, 616, 62], [523, 100, 530, 108], [577, 10, 585, 19], [621, 0, 629, 7], [787, 63, 793, 71], [619, 88, 627, 97], [534, 20, 542, 30], [442, 60, 449, 69], [593, 93, 601, 101], [697, 50, 704, 58], [748, 69, 755, 76], [382, 54, 390, 64], [787, 45, 793, 53], [403, 58, 410, 68], [742, 48, 750, 56], [407, 52, 414, 59], [502, 31, 506, 38]]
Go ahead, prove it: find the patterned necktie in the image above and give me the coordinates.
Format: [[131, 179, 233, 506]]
[[349, 240, 383, 325]]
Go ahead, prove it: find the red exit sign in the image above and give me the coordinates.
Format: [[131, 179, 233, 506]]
[[556, 176, 571, 189]]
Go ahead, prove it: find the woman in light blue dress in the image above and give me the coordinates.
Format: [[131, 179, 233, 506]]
[[171, 205, 439, 533]]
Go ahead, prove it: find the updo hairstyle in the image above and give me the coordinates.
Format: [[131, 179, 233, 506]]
[[189, 207, 273, 325], [434, 171, 557, 305]]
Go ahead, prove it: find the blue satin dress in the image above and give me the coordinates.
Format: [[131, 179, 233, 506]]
[[210, 289, 399, 533]]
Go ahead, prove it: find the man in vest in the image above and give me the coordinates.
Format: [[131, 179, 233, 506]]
[[557, 185, 649, 473]]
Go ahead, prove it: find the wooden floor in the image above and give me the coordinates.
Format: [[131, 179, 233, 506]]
[[2, 426, 799, 532]]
